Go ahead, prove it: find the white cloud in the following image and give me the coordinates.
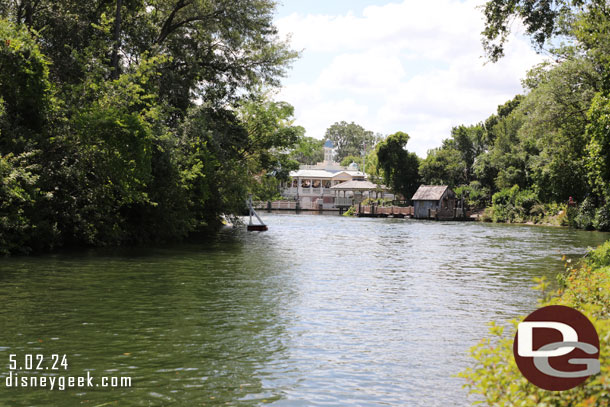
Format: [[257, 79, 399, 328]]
[[317, 50, 407, 93], [275, 0, 547, 157]]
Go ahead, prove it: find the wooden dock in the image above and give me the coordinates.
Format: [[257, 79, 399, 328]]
[[356, 204, 414, 218], [252, 201, 339, 212]]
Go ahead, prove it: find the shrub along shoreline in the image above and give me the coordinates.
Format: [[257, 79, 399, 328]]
[[473, 185, 609, 231], [459, 241, 610, 406]]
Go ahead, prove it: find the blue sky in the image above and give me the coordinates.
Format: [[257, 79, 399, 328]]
[[272, 0, 545, 157]]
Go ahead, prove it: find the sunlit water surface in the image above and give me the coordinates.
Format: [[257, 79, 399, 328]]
[[1, 213, 609, 406]]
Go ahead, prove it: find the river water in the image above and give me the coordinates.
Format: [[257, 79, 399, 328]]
[[0, 213, 608, 406]]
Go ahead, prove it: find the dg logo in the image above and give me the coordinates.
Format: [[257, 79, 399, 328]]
[[513, 305, 601, 391]]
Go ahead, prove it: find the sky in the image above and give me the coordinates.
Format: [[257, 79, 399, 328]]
[[272, 0, 547, 157]]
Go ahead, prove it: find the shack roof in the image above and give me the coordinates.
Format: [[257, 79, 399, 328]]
[[411, 185, 449, 201], [330, 180, 389, 191]]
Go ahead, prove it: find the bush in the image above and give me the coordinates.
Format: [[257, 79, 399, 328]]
[[567, 205, 579, 227], [342, 206, 356, 217], [539, 202, 569, 226], [0, 153, 39, 255], [252, 175, 282, 202], [480, 207, 494, 222], [455, 181, 490, 210], [587, 240, 610, 268], [361, 197, 393, 206], [459, 242, 610, 406], [515, 189, 538, 214], [530, 203, 546, 219], [575, 196, 597, 230], [556, 205, 570, 226], [491, 185, 539, 223], [593, 202, 610, 231], [491, 186, 517, 222]]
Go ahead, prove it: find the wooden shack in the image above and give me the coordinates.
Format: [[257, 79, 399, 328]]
[[411, 185, 456, 220]]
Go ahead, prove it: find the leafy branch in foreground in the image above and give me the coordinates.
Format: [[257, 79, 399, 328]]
[[459, 242, 610, 406]]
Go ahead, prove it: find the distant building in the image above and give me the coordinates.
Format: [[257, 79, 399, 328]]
[[323, 139, 334, 162], [411, 185, 456, 219], [330, 180, 391, 209], [281, 140, 368, 209]]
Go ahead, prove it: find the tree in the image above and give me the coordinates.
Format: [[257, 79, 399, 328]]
[[481, 0, 577, 62], [340, 155, 363, 167], [324, 121, 377, 163], [419, 147, 465, 188], [518, 58, 598, 201], [237, 95, 302, 181], [586, 93, 610, 200], [290, 136, 324, 165], [376, 132, 420, 200], [0, 152, 44, 254], [0, 0, 298, 109], [363, 148, 381, 181], [481, 0, 610, 71], [450, 124, 487, 181], [0, 20, 53, 154], [0, 0, 300, 253]]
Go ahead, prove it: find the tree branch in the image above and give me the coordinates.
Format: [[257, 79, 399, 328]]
[[155, 0, 190, 45], [156, 4, 225, 45]]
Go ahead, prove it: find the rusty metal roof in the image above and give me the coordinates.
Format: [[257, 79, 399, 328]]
[[411, 185, 449, 201]]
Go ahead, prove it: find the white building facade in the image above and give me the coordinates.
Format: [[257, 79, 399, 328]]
[[281, 140, 366, 209]]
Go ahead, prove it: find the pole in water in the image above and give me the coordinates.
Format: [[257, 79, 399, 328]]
[[246, 195, 268, 231]]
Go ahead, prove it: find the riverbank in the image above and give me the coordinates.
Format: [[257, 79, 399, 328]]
[[470, 185, 610, 232], [460, 241, 610, 406], [475, 204, 571, 227]]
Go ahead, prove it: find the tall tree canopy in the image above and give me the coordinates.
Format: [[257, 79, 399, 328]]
[[324, 121, 378, 163], [0, 1, 300, 254], [376, 132, 420, 200], [1, 0, 297, 109], [414, 0, 610, 229], [290, 136, 324, 165]]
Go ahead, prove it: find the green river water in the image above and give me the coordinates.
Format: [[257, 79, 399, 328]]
[[1, 213, 609, 406]]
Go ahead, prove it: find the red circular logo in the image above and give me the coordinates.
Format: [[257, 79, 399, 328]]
[[513, 305, 600, 391]]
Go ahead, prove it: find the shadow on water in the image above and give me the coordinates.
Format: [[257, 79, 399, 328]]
[[0, 215, 608, 406], [0, 229, 294, 406]]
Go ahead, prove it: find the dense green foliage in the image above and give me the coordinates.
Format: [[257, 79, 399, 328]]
[[454, 182, 491, 210], [290, 136, 324, 165], [363, 148, 382, 182], [417, 1, 610, 229], [324, 121, 378, 163], [461, 4, 610, 403], [339, 155, 363, 167], [486, 184, 570, 225], [0, 1, 299, 254], [459, 242, 610, 406], [376, 132, 420, 200]]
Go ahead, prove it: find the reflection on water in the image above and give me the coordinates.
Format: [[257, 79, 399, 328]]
[[0, 214, 608, 406]]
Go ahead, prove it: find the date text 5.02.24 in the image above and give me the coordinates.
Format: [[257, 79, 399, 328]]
[[9, 354, 68, 371]]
